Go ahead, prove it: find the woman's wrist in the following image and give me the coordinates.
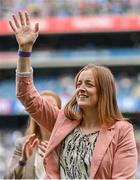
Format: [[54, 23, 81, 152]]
[[19, 45, 33, 52]]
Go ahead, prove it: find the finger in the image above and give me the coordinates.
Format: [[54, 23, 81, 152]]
[[12, 14, 20, 28], [38, 144, 46, 153], [32, 139, 40, 148], [34, 23, 39, 33], [44, 140, 49, 144], [40, 141, 48, 148], [18, 11, 25, 26], [38, 145, 46, 152], [29, 133, 36, 137], [24, 138, 30, 146], [23, 139, 31, 151], [38, 149, 45, 157], [38, 146, 46, 158], [27, 134, 36, 143], [41, 140, 48, 145], [22, 140, 30, 156], [25, 12, 30, 25], [23, 134, 36, 146], [9, 20, 17, 32]]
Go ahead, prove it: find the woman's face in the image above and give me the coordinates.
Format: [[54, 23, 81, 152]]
[[76, 69, 98, 111]]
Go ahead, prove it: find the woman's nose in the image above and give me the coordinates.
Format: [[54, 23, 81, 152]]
[[78, 85, 86, 91]]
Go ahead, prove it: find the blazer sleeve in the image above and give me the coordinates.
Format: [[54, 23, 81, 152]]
[[16, 74, 60, 132], [112, 123, 138, 179], [3, 138, 24, 179]]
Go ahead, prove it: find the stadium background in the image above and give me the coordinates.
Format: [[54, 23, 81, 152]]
[[0, 0, 140, 178]]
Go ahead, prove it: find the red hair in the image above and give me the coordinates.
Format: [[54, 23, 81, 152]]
[[64, 64, 126, 126]]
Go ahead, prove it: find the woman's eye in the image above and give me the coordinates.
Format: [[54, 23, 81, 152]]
[[87, 83, 92, 87], [76, 84, 80, 88]]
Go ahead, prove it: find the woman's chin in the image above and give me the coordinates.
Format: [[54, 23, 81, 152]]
[[78, 103, 87, 109]]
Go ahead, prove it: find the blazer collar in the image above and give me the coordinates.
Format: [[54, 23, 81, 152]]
[[46, 117, 81, 155], [47, 118, 115, 156], [90, 124, 115, 178], [46, 116, 116, 178]]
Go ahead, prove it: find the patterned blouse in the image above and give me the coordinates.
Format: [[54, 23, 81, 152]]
[[60, 127, 99, 179]]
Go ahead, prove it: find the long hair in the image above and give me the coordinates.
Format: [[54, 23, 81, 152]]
[[64, 64, 125, 126], [25, 90, 61, 139], [40, 90, 62, 109]]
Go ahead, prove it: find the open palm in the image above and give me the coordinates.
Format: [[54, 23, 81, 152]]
[[22, 134, 39, 161], [9, 12, 39, 49]]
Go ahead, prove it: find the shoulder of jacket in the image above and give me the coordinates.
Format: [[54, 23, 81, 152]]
[[114, 120, 134, 139], [115, 120, 133, 129]]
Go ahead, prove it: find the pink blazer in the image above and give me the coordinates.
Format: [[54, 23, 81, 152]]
[[16, 75, 138, 179]]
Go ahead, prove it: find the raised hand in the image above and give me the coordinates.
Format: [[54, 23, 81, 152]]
[[21, 134, 40, 161], [9, 11, 39, 51], [38, 140, 48, 159]]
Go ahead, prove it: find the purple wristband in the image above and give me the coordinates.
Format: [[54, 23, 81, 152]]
[[19, 160, 26, 166], [18, 51, 31, 57]]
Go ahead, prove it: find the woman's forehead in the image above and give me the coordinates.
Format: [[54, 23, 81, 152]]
[[78, 69, 94, 80]]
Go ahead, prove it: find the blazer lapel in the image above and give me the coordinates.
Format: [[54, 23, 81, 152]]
[[90, 125, 115, 178], [47, 117, 81, 156]]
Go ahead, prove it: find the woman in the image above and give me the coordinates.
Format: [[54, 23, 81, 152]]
[[9, 11, 137, 179], [4, 90, 61, 179]]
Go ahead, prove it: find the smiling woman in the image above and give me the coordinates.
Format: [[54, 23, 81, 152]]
[[76, 69, 98, 111], [9, 11, 137, 179]]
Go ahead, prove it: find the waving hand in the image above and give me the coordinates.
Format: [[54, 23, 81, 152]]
[[21, 134, 40, 161], [9, 11, 39, 51]]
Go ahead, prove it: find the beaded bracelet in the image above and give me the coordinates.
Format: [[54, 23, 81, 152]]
[[18, 50, 31, 57], [19, 160, 26, 166]]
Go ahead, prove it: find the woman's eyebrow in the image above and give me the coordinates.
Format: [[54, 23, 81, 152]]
[[85, 79, 94, 83]]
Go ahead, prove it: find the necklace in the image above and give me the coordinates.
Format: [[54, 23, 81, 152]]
[[78, 127, 99, 137]]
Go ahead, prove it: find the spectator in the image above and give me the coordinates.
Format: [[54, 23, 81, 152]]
[[4, 90, 61, 179]]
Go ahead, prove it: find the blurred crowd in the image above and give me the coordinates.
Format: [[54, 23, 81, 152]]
[[0, 0, 140, 19], [0, 129, 23, 178]]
